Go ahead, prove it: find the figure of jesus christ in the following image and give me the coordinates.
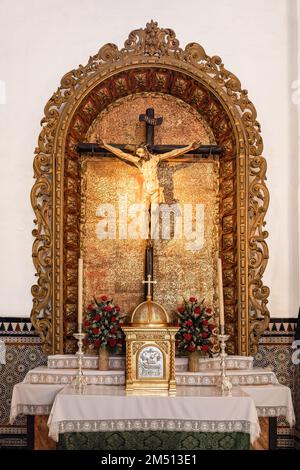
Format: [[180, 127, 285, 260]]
[[97, 139, 201, 205]]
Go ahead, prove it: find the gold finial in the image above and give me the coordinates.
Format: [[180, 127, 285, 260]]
[[142, 274, 157, 301]]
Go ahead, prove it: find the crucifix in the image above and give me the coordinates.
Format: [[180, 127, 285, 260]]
[[77, 108, 222, 156], [77, 108, 223, 299], [78, 108, 222, 207]]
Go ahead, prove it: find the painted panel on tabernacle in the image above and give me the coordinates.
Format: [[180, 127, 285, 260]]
[[138, 346, 164, 379]]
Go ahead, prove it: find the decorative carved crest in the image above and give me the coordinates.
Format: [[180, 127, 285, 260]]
[[123, 20, 181, 56], [31, 21, 269, 355]]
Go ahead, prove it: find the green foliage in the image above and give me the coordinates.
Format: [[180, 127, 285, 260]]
[[175, 297, 215, 356], [83, 296, 125, 353]]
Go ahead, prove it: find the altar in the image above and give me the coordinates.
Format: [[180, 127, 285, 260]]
[[23, 21, 284, 452], [10, 356, 295, 450], [48, 384, 259, 449]]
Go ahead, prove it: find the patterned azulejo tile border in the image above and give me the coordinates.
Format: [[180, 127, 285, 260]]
[[254, 318, 298, 450], [0, 317, 36, 335], [0, 317, 47, 449]]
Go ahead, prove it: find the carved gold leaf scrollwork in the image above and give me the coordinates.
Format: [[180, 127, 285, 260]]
[[31, 151, 52, 354], [183, 43, 207, 63], [157, 342, 169, 354], [132, 342, 146, 355], [31, 21, 269, 355], [248, 155, 270, 354], [123, 20, 181, 57], [97, 43, 121, 63]]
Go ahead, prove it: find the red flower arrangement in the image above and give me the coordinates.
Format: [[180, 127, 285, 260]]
[[175, 297, 215, 356], [83, 296, 125, 353]]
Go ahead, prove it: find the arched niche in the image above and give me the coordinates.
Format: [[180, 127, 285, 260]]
[[31, 21, 269, 355]]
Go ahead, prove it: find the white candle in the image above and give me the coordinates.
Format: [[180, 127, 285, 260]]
[[78, 258, 83, 326], [217, 258, 225, 329]]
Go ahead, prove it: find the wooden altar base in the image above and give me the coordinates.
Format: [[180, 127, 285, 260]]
[[29, 416, 56, 450]]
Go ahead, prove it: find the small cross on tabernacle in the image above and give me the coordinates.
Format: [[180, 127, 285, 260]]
[[142, 274, 157, 301]]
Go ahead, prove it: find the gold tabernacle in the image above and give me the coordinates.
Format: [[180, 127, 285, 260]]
[[122, 274, 179, 395]]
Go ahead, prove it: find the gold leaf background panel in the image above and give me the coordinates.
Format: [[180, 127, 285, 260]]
[[154, 161, 219, 317], [83, 93, 218, 319], [83, 158, 146, 316]]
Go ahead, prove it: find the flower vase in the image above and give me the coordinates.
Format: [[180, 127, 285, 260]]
[[188, 351, 199, 372], [87, 346, 97, 355], [98, 344, 109, 371]]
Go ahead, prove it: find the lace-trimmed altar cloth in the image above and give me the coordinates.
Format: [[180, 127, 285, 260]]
[[23, 366, 278, 386], [47, 354, 254, 371], [10, 374, 295, 430], [46, 384, 261, 444]]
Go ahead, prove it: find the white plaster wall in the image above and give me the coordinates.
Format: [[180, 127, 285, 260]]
[[0, 0, 298, 318]]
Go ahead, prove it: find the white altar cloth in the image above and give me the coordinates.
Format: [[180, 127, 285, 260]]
[[47, 385, 261, 444], [10, 383, 59, 420], [10, 375, 295, 428], [240, 385, 295, 426]]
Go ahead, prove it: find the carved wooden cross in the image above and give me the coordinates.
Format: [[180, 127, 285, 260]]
[[139, 108, 163, 146], [77, 107, 223, 157]]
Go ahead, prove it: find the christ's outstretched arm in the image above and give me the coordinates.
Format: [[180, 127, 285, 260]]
[[158, 141, 202, 162], [98, 139, 140, 165]]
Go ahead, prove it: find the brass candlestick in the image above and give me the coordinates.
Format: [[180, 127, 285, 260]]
[[218, 328, 232, 396], [73, 323, 87, 393]]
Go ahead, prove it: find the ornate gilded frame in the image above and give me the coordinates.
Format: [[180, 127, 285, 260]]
[[31, 21, 269, 355]]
